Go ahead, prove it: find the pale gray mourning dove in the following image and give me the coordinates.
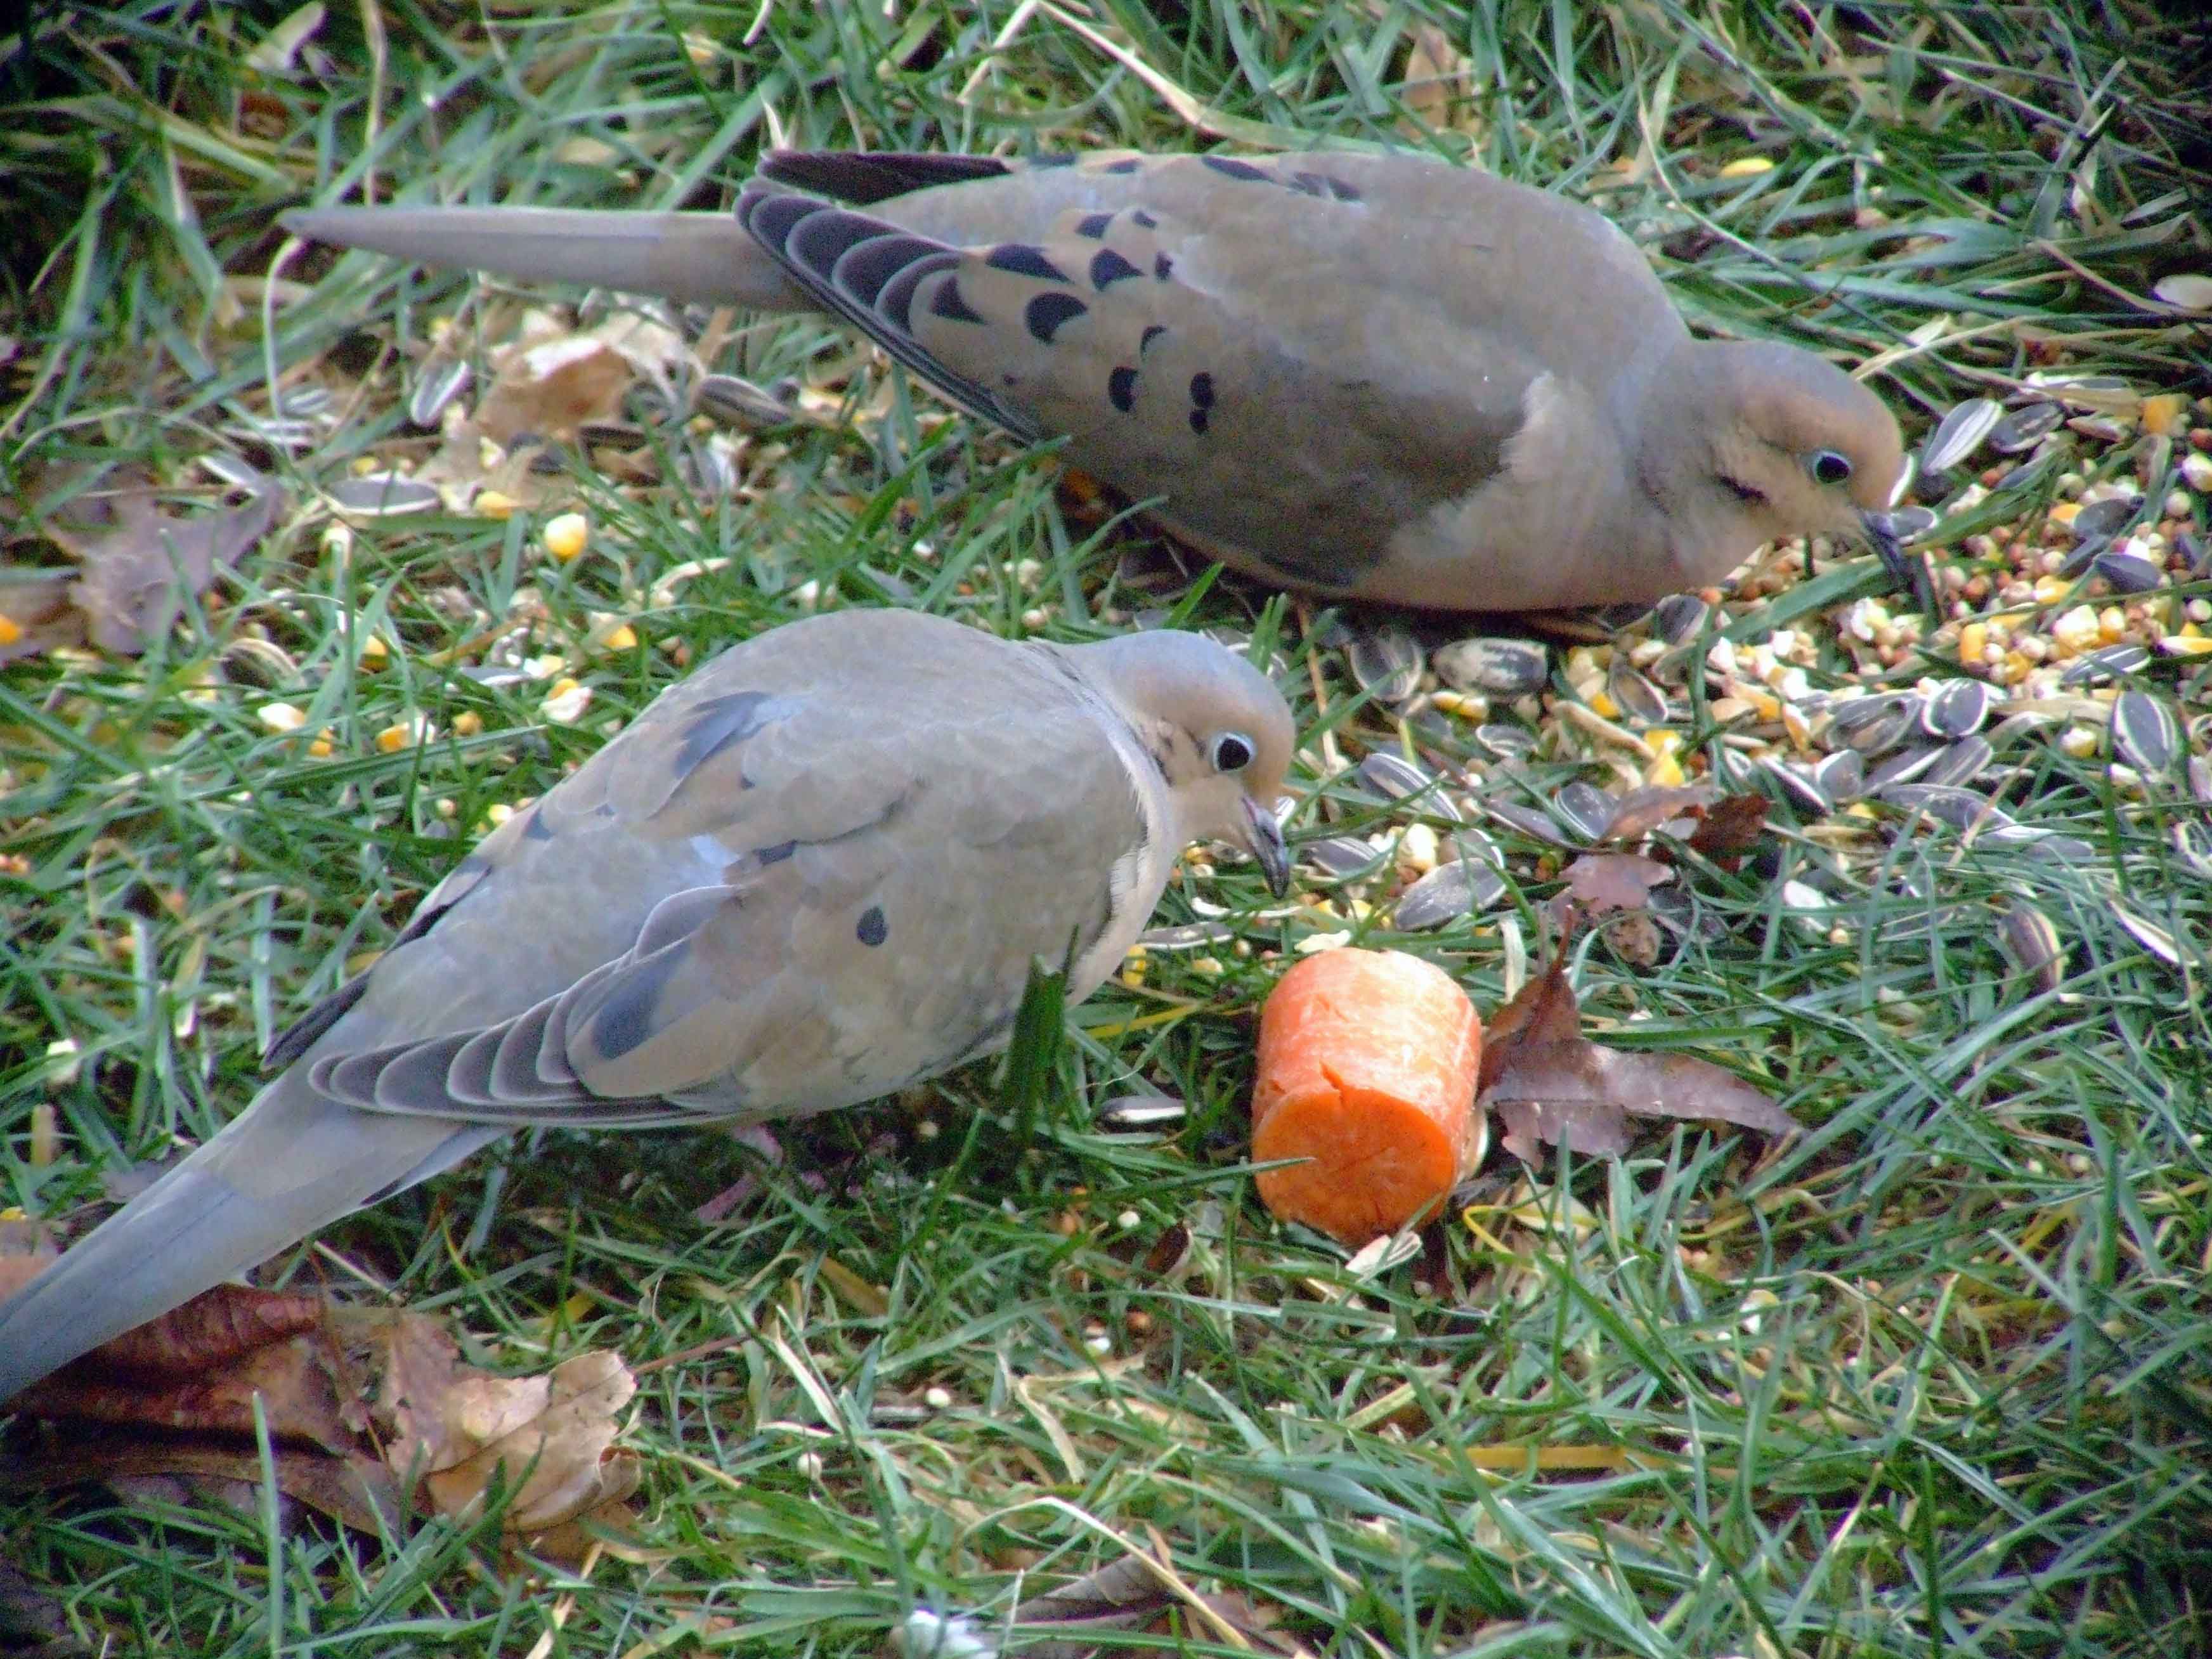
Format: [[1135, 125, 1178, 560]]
[[0, 609, 1293, 1402], [283, 149, 1909, 613]]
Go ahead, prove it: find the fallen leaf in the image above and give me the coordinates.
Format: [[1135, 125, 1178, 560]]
[[1004, 1542, 1314, 1659], [4, 469, 284, 664], [1478, 926, 1798, 1163], [0, 1273, 638, 1560], [1684, 794, 1771, 865], [1398, 22, 1478, 138], [1600, 783, 1717, 843], [1557, 852, 1672, 916]]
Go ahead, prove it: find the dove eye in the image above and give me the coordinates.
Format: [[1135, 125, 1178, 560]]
[[1209, 732, 1255, 773], [1809, 450, 1853, 486]]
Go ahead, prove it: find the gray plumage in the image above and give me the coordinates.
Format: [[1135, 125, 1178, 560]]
[[0, 609, 1293, 1402], [283, 148, 1909, 611]]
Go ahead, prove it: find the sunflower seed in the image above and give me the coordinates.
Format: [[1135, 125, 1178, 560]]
[[2153, 273, 2212, 311], [1300, 836, 1385, 879], [1474, 723, 1538, 760], [1922, 679, 1991, 738], [1833, 694, 1918, 755], [277, 385, 333, 419], [2112, 906, 2183, 967], [1097, 1095, 1188, 1132], [1486, 799, 1574, 846], [327, 472, 441, 516], [198, 452, 270, 490], [1814, 748, 1866, 804], [223, 415, 324, 451], [1393, 857, 1504, 928], [1653, 593, 1711, 645], [1996, 905, 2066, 994], [2057, 533, 2112, 579], [1554, 780, 1618, 842], [1921, 397, 2004, 475], [1433, 637, 1549, 698], [2112, 691, 2178, 772], [1919, 734, 1993, 788], [1879, 782, 2000, 832], [1606, 659, 1669, 725], [409, 358, 472, 428], [1990, 401, 2063, 453], [1761, 760, 1830, 814], [1358, 751, 1441, 803], [2174, 821, 2212, 876], [1347, 621, 1424, 704], [697, 372, 800, 429], [1137, 921, 1237, 951], [2094, 547, 2165, 594], [2060, 644, 2149, 686], [2179, 530, 2209, 576], [2020, 832, 2098, 866], [1865, 742, 1943, 788], [1863, 505, 1938, 549], [2070, 496, 2139, 543]]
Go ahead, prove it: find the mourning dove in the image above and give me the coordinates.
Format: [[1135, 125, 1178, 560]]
[[0, 609, 1294, 1402], [284, 148, 1909, 613]]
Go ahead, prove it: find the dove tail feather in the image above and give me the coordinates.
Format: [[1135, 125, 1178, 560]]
[[0, 1070, 502, 1404], [279, 206, 803, 311]]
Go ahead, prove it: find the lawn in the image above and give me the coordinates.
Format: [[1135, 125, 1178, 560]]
[[3, 3, 2210, 1655]]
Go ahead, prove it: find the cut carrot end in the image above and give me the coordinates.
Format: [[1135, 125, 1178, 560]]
[[1249, 947, 1483, 1246]]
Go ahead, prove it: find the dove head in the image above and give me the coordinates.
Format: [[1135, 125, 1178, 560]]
[[1656, 339, 1907, 587], [1071, 629, 1296, 897]]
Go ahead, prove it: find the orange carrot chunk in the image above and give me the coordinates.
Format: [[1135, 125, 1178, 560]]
[[1250, 947, 1484, 1246]]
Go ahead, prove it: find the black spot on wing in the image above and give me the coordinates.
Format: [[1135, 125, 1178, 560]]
[[676, 691, 781, 773], [1025, 292, 1089, 343], [265, 976, 372, 1069], [1108, 366, 1138, 413], [1027, 153, 1078, 169], [1188, 370, 1215, 435], [580, 936, 691, 1064], [522, 809, 555, 842], [876, 250, 961, 332], [1102, 158, 1141, 174], [1154, 253, 1174, 282], [1089, 248, 1142, 289], [930, 278, 986, 323], [1131, 209, 1158, 230], [1074, 212, 1113, 239], [1323, 176, 1362, 202], [986, 243, 1069, 282], [1201, 155, 1272, 182], [757, 840, 797, 865], [856, 905, 888, 947], [1140, 324, 1166, 355]]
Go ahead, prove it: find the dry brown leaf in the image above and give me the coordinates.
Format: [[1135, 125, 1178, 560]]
[[1478, 927, 1797, 1163], [1005, 1544, 1313, 1659], [1684, 793, 1771, 866], [1558, 852, 1672, 916], [1600, 783, 1718, 844], [1399, 22, 1478, 138], [0, 1275, 638, 1558], [2, 474, 282, 664], [473, 314, 697, 444]]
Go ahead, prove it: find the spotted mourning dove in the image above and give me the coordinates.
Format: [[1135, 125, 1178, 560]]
[[0, 609, 1293, 1401], [284, 148, 1909, 613]]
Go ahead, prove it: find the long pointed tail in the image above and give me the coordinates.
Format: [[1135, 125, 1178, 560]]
[[280, 205, 802, 311], [0, 1072, 502, 1403]]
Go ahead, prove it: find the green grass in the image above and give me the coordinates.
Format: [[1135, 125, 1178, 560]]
[[4, 2, 2211, 1655]]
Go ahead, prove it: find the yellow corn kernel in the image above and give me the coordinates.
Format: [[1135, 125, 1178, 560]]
[[542, 511, 590, 562]]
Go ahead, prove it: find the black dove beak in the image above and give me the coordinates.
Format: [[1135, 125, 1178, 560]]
[[1244, 797, 1291, 898], [1862, 509, 1936, 616]]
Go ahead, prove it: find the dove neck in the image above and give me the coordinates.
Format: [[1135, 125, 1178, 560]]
[[1627, 339, 1764, 569]]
